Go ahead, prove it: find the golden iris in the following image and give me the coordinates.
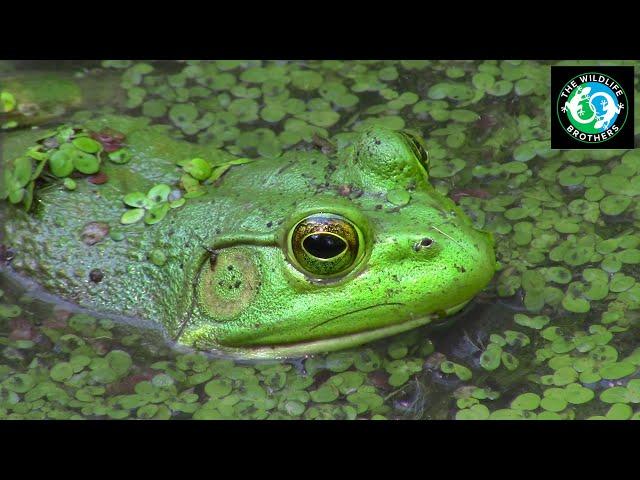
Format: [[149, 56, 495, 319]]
[[289, 213, 362, 278]]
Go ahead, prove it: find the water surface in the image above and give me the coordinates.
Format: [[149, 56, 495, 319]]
[[1, 60, 639, 419]]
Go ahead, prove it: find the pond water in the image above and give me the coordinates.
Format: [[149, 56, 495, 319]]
[[1, 60, 639, 420]]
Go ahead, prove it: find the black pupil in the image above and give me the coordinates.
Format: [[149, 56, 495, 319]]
[[303, 234, 347, 259]]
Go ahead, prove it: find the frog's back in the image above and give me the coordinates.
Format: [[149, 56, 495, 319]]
[[1, 126, 334, 326]]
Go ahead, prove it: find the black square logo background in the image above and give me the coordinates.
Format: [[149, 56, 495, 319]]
[[551, 66, 634, 149]]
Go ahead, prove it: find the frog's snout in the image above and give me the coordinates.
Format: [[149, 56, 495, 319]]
[[409, 224, 496, 306]]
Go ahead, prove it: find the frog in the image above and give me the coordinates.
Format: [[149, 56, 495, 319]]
[[0, 114, 496, 359]]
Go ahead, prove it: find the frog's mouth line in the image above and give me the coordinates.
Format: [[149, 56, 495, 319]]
[[308, 301, 407, 331], [218, 299, 471, 360]]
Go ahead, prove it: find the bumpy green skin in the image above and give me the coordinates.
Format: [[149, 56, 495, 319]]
[[1, 116, 496, 358]]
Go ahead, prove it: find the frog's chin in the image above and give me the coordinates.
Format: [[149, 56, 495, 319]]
[[217, 299, 471, 360]]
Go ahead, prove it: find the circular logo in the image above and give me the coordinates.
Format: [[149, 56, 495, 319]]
[[556, 72, 628, 144]]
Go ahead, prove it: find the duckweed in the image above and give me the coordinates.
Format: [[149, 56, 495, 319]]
[[2, 59, 640, 420]]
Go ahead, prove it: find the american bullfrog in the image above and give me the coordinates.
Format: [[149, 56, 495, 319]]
[[1, 112, 496, 359]]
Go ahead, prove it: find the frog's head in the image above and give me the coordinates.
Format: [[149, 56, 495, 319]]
[[180, 126, 496, 358]]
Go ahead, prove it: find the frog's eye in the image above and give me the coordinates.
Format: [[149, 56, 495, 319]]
[[399, 130, 429, 173], [288, 213, 364, 278]]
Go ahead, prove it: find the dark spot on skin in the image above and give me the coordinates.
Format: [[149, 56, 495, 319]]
[[234, 280, 241, 289], [375, 204, 383, 210], [375, 139, 381, 145], [227, 265, 233, 271], [89, 269, 104, 283], [266, 221, 273, 228], [215, 229, 221, 235]]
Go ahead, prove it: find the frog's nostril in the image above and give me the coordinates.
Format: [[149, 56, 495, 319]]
[[413, 237, 434, 251]]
